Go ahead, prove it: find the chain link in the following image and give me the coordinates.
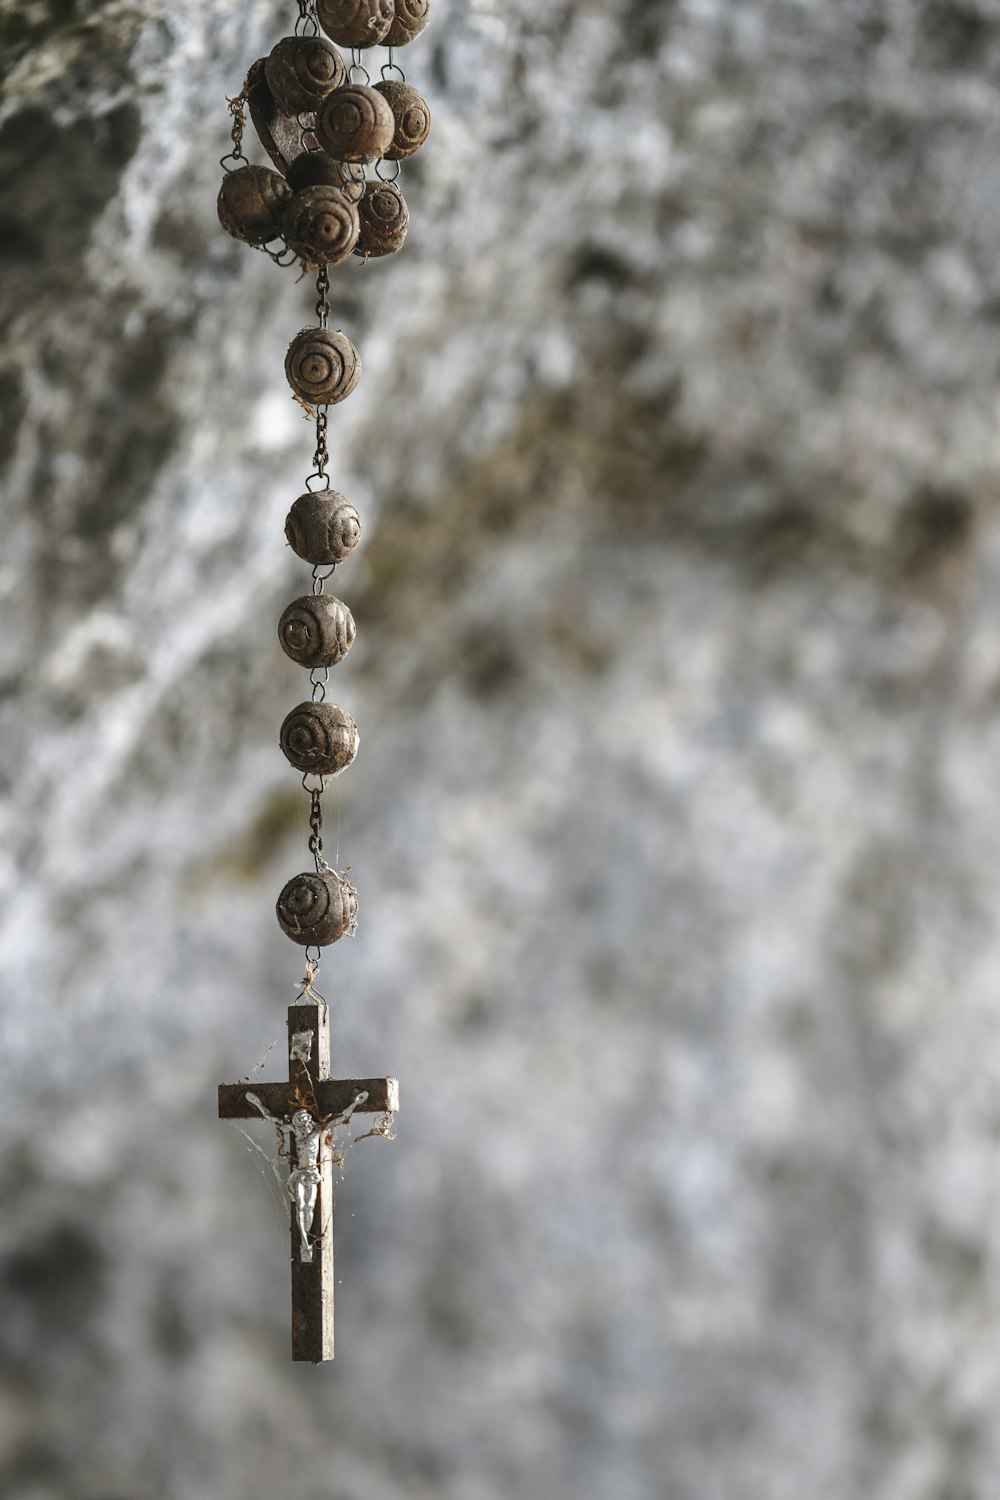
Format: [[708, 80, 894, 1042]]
[[315, 266, 330, 327], [381, 46, 406, 83], [312, 409, 329, 479], [296, 110, 320, 153], [220, 87, 248, 171], [308, 787, 324, 868], [295, 0, 319, 35]]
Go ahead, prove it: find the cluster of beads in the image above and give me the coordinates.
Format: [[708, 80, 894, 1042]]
[[217, 0, 431, 955], [217, 1, 431, 273]]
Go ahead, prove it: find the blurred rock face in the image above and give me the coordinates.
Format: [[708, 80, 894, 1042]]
[[2, 0, 1000, 1496]]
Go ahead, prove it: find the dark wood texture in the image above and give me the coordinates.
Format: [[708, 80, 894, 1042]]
[[317, 85, 395, 164], [218, 1076, 400, 1119], [279, 700, 359, 776], [285, 490, 362, 565], [246, 56, 306, 175], [217, 164, 290, 247], [265, 35, 346, 115], [375, 80, 431, 160], [285, 326, 362, 406], [275, 869, 358, 946], [278, 594, 356, 668], [385, 0, 430, 47], [316, 0, 394, 49], [355, 180, 408, 258], [218, 1002, 399, 1361], [282, 184, 360, 268], [286, 149, 347, 193]]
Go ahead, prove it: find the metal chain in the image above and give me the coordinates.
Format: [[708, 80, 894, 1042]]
[[220, 87, 247, 171], [315, 266, 330, 327], [381, 45, 406, 83], [295, 0, 319, 35], [308, 787, 324, 869], [309, 268, 332, 492], [312, 408, 329, 478]]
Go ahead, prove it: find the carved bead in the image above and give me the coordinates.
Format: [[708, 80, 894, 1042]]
[[286, 152, 366, 205], [279, 594, 356, 668], [217, 164, 290, 247], [265, 36, 346, 114], [280, 701, 359, 775], [316, 0, 393, 48], [317, 85, 395, 164], [285, 327, 361, 406], [374, 80, 431, 160], [287, 149, 345, 192], [355, 180, 408, 258], [385, 0, 430, 46], [276, 869, 358, 946], [282, 185, 360, 267], [285, 490, 362, 565]]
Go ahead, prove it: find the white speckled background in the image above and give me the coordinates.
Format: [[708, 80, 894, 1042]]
[[2, 1, 1000, 1495]]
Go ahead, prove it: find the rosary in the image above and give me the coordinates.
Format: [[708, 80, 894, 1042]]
[[213, 0, 431, 1362]]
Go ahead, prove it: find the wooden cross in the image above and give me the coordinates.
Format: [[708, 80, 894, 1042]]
[[218, 1000, 398, 1362]]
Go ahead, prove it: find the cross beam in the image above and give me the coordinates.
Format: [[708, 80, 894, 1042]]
[[218, 1001, 398, 1362]]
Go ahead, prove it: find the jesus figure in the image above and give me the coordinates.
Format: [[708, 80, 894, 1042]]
[[245, 1091, 369, 1262]]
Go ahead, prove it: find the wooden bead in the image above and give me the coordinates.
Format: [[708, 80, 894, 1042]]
[[287, 149, 345, 192], [282, 185, 360, 267], [265, 36, 346, 114], [285, 490, 362, 565], [355, 180, 408, 258], [278, 594, 356, 668], [217, 164, 290, 247], [276, 870, 358, 946], [374, 80, 431, 160], [316, 0, 393, 49], [317, 85, 395, 164], [285, 327, 361, 406], [286, 152, 366, 205], [280, 701, 359, 775], [385, 0, 429, 46]]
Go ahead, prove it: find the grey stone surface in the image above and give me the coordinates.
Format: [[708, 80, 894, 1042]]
[[1, 0, 1000, 1496]]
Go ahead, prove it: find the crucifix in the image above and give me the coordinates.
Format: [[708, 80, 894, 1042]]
[[218, 998, 399, 1362]]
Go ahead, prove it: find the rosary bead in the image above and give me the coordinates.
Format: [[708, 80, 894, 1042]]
[[385, 0, 430, 46], [374, 80, 431, 160], [276, 869, 358, 946], [265, 35, 346, 114], [287, 149, 345, 192], [285, 327, 361, 406], [282, 184, 360, 267], [285, 490, 362, 565], [280, 701, 359, 775], [355, 180, 408, 258], [279, 594, 356, 668], [287, 151, 366, 204], [317, 85, 395, 164], [316, 0, 393, 48], [217, 164, 290, 247]]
